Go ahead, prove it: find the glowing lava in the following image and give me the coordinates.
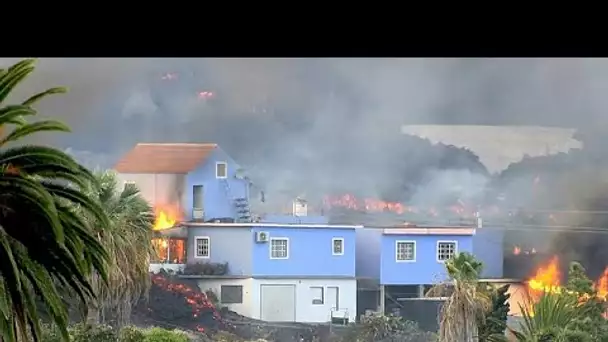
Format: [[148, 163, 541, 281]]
[[150, 274, 224, 333]]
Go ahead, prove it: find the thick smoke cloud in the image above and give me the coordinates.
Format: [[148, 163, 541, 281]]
[[7, 57, 608, 277], [2, 58, 607, 212]]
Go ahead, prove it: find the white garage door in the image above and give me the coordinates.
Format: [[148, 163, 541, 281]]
[[260, 284, 296, 322]]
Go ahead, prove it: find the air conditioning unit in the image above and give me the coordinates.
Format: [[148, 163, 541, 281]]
[[192, 209, 204, 220], [256, 231, 269, 243]]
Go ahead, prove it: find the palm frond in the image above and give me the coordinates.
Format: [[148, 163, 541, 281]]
[[0, 58, 111, 342]]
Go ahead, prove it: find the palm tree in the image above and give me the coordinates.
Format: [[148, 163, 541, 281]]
[[428, 252, 491, 342], [0, 59, 110, 341], [81, 170, 154, 327], [510, 293, 587, 341]]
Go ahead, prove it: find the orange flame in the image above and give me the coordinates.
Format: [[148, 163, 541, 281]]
[[526, 256, 608, 303], [153, 205, 181, 230], [528, 256, 562, 299], [322, 194, 475, 217], [597, 268, 608, 299]]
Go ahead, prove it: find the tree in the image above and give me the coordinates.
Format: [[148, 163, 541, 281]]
[[509, 262, 608, 342], [511, 293, 589, 342], [81, 170, 154, 327], [0, 59, 110, 341], [478, 284, 510, 341], [429, 252, 491, 342], [565, 262, 607, 340]]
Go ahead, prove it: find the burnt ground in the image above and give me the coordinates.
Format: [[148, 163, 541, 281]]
[[131, 273, 332, 341]]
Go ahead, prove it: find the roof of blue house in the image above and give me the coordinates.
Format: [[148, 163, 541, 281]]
[[183, 222, 361, 229], [114, 143, 218, 173], [381, 226, 476, 235]]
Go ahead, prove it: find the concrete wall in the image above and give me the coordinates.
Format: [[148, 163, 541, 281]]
[[251, 225, 357, 277], [186, 226, 253, 276], [473, 228, 505, 278], [355, 228, 382, 279], [183, 148, 250, 221], [197, 278, 254, 318], [117, 173, 185, 212], [250, 278, 357, 323], [380, 234, 474, 285]]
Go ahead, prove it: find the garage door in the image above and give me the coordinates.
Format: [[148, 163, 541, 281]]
[[260, 284, 296, 322]]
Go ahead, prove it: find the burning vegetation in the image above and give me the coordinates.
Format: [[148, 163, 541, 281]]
[[525, 256, 608, 304]]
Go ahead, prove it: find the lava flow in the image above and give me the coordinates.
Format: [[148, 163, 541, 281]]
[[150, 274, 224, 333]]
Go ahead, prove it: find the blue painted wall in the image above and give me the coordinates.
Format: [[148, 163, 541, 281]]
[[185, 226, 252, 276], [251, 226, 356, 277], [380, 234, 474, 285], [473, 228, 504, 279], [355, 228, 381, 279], [183, 147, 250, 221], [261, 215, 329, 225]]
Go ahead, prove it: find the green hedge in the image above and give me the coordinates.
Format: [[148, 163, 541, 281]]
[[40, 323, 192, 342]]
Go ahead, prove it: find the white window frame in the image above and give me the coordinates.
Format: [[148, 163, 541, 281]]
[[269, 237, 289, 260], [215, 162, 228, 179], [310, 286, 324, 305], [395, 240, 416, 262], [436, 240, 458, 263], [332, 238, 344, 256], [194, 236, 211, 259]]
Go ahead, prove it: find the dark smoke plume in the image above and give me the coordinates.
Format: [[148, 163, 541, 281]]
[[4, 59, 608, 235]]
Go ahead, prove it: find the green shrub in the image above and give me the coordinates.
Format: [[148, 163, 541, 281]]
[[69, 323, 117, 342], [143, 327, 190, 342], [40, 323, 63, 342], [342, 313, 436, 342], [119, 325, 146, 342]]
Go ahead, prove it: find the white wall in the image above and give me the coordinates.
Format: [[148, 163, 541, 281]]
[[250, 278, 357, 323], [116, 173, 185, 211], [196, 278, 254, 318]]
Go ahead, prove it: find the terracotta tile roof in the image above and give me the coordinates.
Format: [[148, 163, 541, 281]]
[[114, 143, 218, 174]]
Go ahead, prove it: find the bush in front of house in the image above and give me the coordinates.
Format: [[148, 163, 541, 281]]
[[338, 313, 437, 342], [40, 323, 196, 342], [118, 325, 146, 342], [182, 262, 229, 276], [143, 327, 191, 342]]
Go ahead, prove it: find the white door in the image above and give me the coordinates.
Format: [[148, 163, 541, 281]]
[[327, 286, 340, 310], [260, 284, 296, 322]]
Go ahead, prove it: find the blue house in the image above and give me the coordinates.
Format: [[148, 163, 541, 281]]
[[355, 224, 503, 315], [114, 143, 359, 323]]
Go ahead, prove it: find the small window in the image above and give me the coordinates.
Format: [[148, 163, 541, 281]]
[[332, 238, 344, 256], [270, 238, 289, 259], [195, 237, 210, 258], [193, 185, 204, 209], [216, 162, 227, 179], [437, 241, 457, 262], [310, 286, 324, 305], [396, 241, 416, 262], [220, 285, 243, 304]]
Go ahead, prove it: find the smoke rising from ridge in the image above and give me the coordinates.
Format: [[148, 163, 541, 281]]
[[3, 58, 608, 211]]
